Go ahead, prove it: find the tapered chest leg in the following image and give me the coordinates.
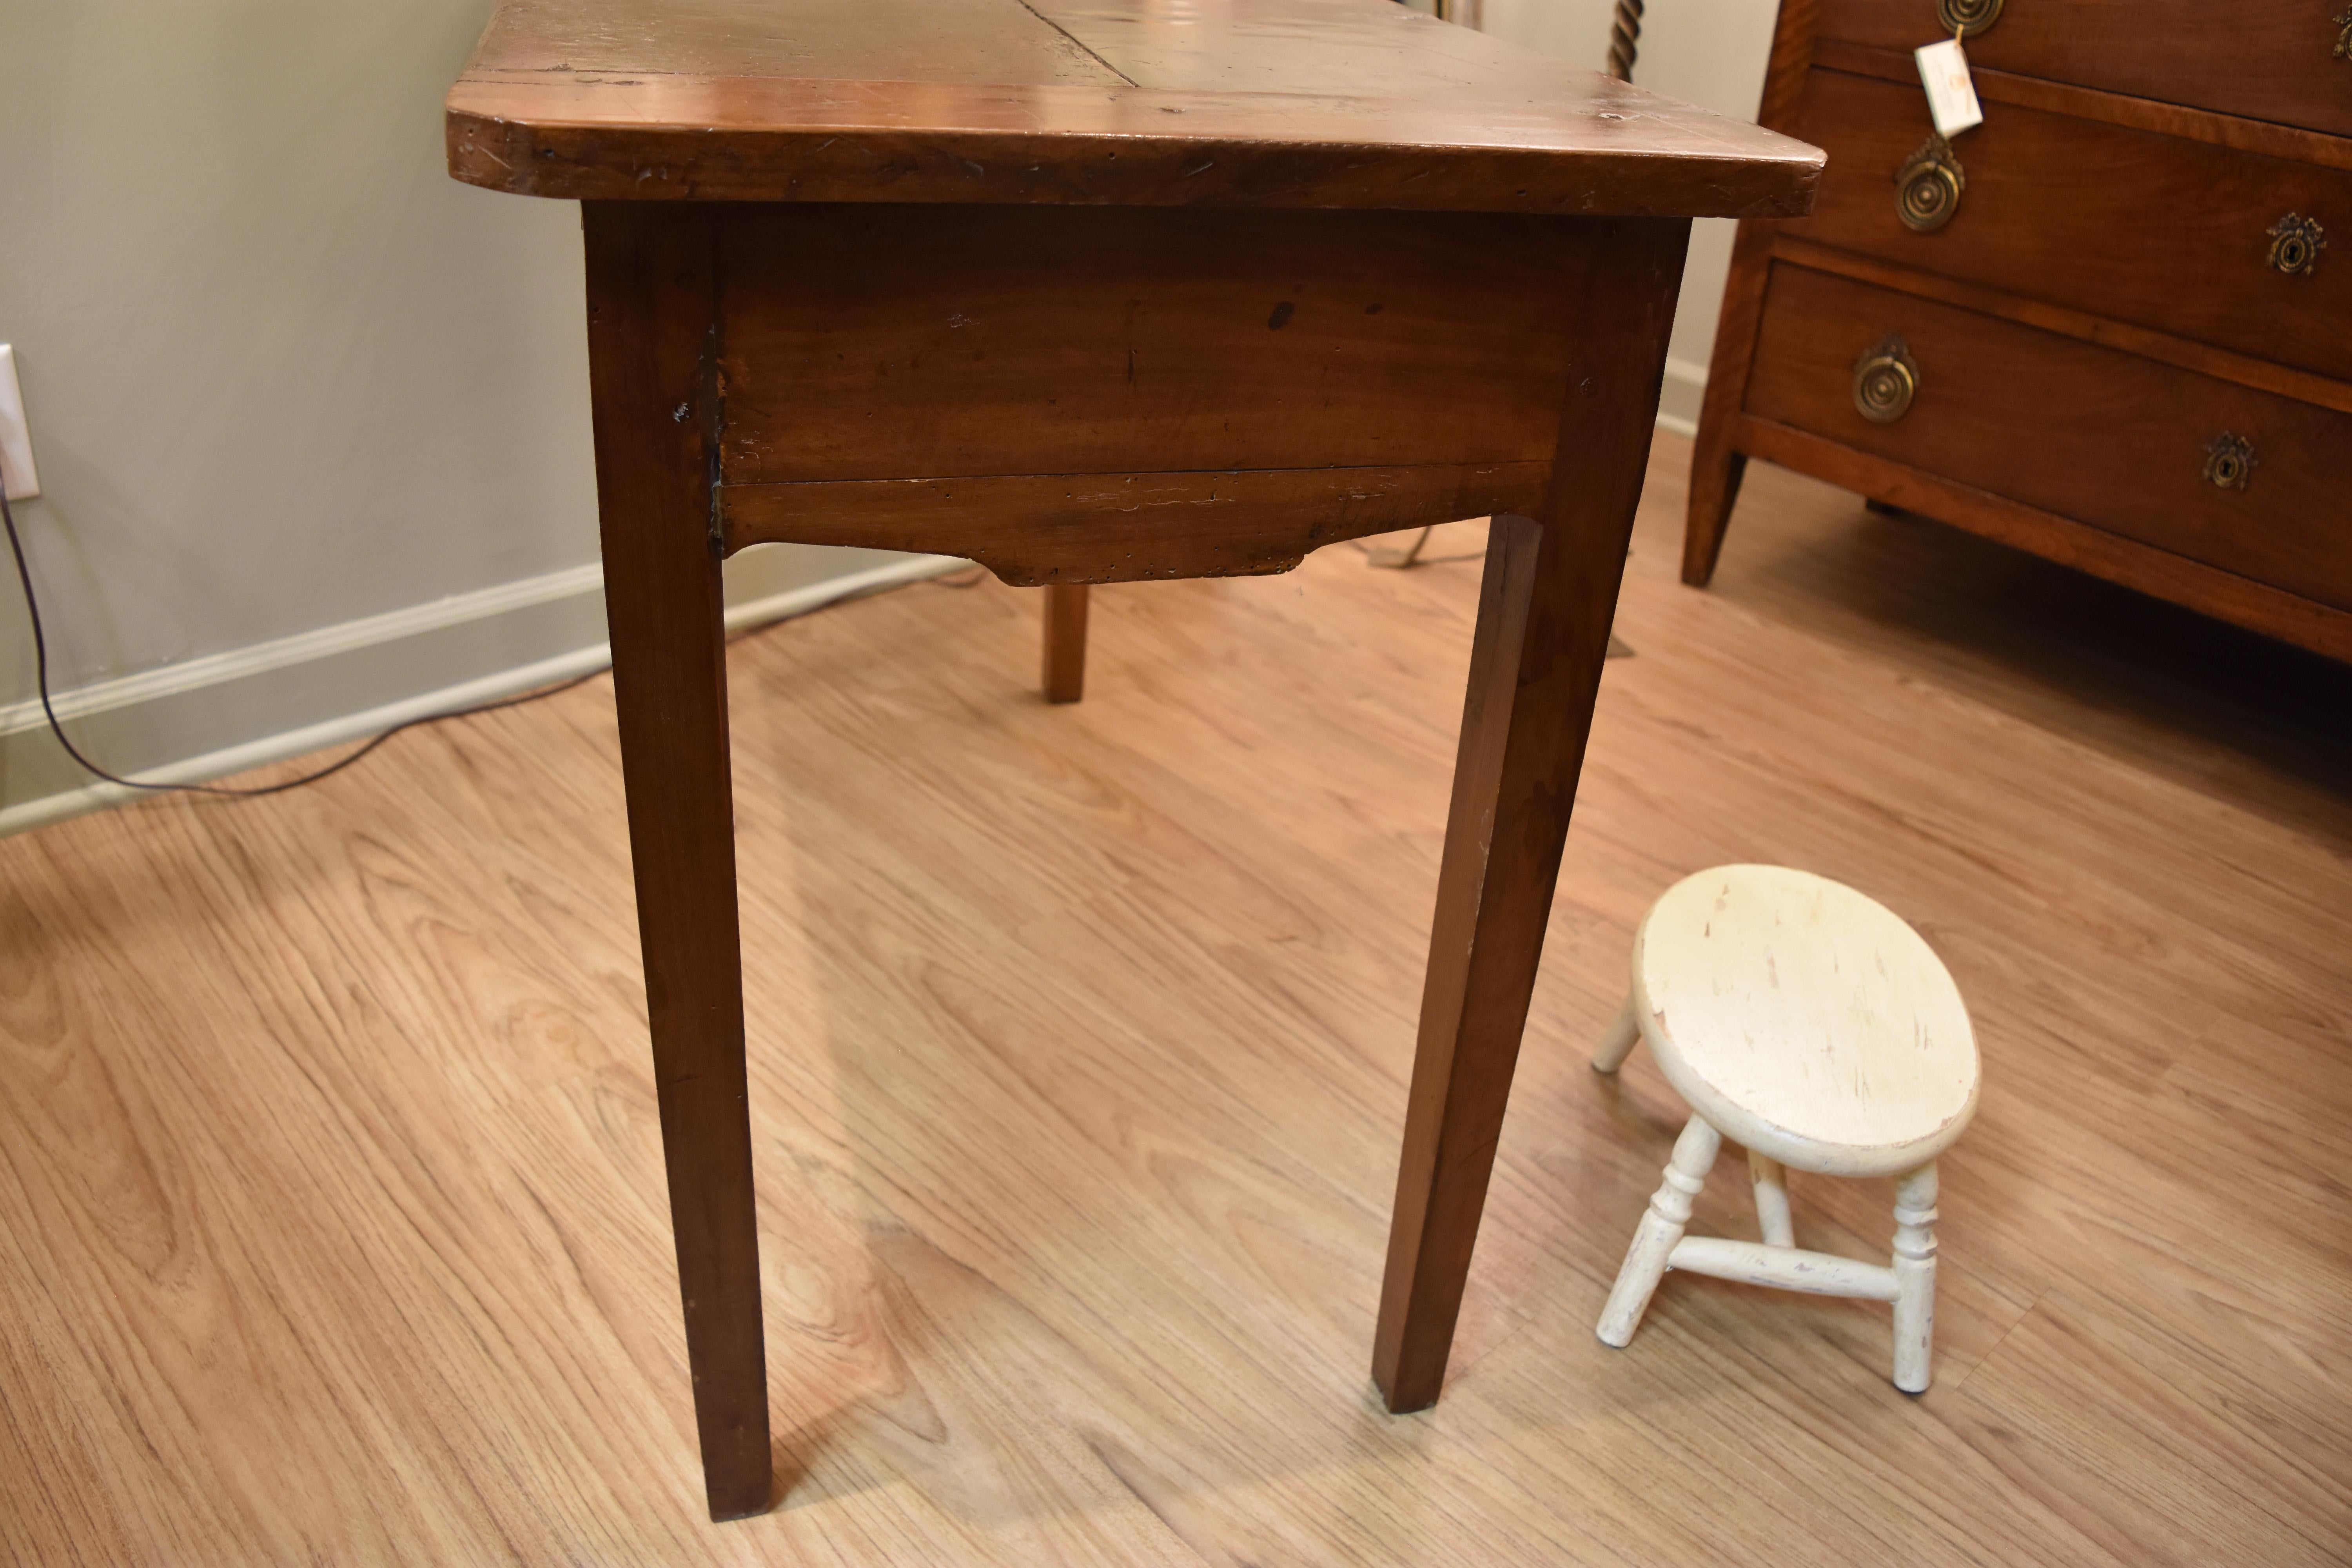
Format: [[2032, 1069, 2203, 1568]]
[[1372, 218, 1690, 1412], [583, 202, 772, 1520]]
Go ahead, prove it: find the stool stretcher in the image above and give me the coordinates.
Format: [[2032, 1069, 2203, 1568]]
[[1665, 1236, 1900, 1301]]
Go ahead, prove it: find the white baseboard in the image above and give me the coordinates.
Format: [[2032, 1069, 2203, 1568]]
[[1655, 356, 1708, 439], [0, 563, 608, 737], [0, 546, 965, 838]]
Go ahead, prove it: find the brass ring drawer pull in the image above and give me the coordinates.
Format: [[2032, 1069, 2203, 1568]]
[[2268, 213, 2326, 276], [1936, 0, 2002, 38], [1853, 338, 1920, 424], [1896, 136, 1967, 233], [2203, 433, 2257, 491]]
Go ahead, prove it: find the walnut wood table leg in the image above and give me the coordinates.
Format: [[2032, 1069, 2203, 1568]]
[[1041, 583, 1090, 703], [1373, 220, 1687, 1412], [583, 202, 773, 1521]]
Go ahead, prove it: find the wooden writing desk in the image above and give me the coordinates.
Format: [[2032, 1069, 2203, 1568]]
[[446, 0, 1817, 1521]]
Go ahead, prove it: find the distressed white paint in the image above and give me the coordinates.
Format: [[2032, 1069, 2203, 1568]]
[[1633, 864, 1980, 1176], [1592, 865, 1977, 1392]]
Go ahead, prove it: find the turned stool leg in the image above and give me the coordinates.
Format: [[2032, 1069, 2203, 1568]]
[[1749, 1149, 1794, 1248], [1592, 995, 1640, 1074], [1891, 1162, 1939, 1393], [1597, 1114, 1721, 1347]]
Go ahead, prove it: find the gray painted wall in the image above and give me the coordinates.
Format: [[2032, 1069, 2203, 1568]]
[[2, 0, 599, 693], [0, 0, 938, 830]]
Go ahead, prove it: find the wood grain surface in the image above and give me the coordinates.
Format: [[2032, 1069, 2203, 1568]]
[[702, 201, 1591, 584], [1743, 264, 2352, 613], [1770, 237, 2352, 419], [2, 433, 2348, 1564], [711, 204, 1585, 488], [724, 463, 1549, 583], [443, 0, 1822, 214], [1690, 1, 2352, 662], [1784, 67, 2352, 387], [1727, 412, 2352, 664], [1807, 39, 2352, 178], [1813, 0, 2352, 141]]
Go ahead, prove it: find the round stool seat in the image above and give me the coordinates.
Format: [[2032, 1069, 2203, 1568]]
[[1631, 865, 1979, 1178]]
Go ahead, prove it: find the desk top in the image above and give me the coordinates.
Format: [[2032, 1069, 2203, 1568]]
[[446, 0, 1819, 217]]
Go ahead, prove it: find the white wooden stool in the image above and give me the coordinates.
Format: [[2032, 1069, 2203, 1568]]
[[1592, 865, 1979, 1392]]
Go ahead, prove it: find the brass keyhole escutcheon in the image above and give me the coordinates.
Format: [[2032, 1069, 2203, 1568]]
[[1896, 136, 1967, 233], [2203, 433, 2257, 491], [1853, 337, 1920, 424], [2268, 213, 2326, 276], [1935, 0, 2002, 38], [2335, 6, 2352, 60]]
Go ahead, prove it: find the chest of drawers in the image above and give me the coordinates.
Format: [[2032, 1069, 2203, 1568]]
[[1688, 0, 2352, 661]]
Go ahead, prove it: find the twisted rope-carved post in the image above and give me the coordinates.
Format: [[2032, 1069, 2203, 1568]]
[[1607, 0, 1644, 81]]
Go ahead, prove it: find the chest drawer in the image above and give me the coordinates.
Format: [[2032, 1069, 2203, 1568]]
[[1743, 264, 2352, 610], [1787, 69, 2352, 383], [1814, 0, 2352, 140]]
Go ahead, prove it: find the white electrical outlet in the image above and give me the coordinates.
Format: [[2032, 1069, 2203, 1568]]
[[0, 345, 40, 501]]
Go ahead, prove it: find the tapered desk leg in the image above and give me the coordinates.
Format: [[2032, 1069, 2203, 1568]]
[[1373, 218, 1686, 1413], [1042, 583, 1090, 703], [584, 203, 772, 1521]]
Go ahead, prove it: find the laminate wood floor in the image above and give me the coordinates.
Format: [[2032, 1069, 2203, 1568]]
[[4, 433, 2347, 1566]]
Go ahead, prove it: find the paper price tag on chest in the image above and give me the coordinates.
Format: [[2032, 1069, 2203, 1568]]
[[1915, 38, 1984, 137]]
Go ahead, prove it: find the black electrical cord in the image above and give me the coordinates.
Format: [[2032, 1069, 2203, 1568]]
[[2, 484, 599, 799]]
